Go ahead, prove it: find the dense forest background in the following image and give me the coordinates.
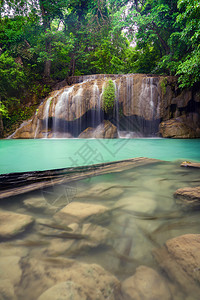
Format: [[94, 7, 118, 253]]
[[0, 0, 199, 135]]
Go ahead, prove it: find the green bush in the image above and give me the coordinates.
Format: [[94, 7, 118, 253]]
[[102, 79, 116, 113]]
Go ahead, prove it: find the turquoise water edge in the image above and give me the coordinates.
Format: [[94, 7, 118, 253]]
[[0, 138, 200, 174]]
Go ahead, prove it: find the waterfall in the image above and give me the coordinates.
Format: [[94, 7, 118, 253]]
[[91, 81, 101, 128], [52, 86, 74, 137], [43, 97, 52, 138], [113, 80, 120, 132]]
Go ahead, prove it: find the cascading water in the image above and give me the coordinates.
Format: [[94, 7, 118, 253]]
[[43, 97, 52, 138], [11, 74, 163, 139], [52, 86, 74, 137], [91, 81, 101, 128]]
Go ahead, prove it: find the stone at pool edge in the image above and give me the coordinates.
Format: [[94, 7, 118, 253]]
[[0, 209, 34, 239], [54, 202, 109, 225], [121, 265, 172, 300], [181, 161, 200, 168], [153, 234, 200, 297], [174, 186, 200, 209]]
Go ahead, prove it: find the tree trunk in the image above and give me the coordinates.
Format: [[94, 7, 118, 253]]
[[39, 0, 52, 79], [152, 22, 170, 54]]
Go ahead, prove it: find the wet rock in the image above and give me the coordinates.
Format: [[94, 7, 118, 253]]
[[93, 120, 118, 138], [54, 202, 109, 225], [37, 281, 87, 300], [76, 182, 123, 200], [153, 234, 200, 297], [174, 186, 200, 209], [0, 279, 16, 300], [23, 197, 58, 214], [19, 257, 121, 300], [0, 256, 22, 286], [181, 161, 200, 168], [78, 127, 95, 138], [78, 120, 118, 139], [0, 209, 34, 239], [159, 115, 200, 138], [121, 265, 172, 300]]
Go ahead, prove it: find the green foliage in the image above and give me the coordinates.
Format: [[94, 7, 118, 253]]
[[160, 77, 168, 95], [102, 79, 116, 113], [0, 101, 9, 118]]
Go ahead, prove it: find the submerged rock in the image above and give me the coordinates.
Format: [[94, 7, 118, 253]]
[[121, 265, 172, 300], [0, 279, 16, 300], [0, 256, 22, 286], [0, 209, 34, 239], [46, 222, 112, 256], [115, 193, 156, 214], [153, 234, 200, 298], [76, 182, 124, 200], [37, 281, 87, 300], [19, 257, 121, 300], [23, 196, 57, 214], [174, 186, 200, 209], [54, 202, 109, 225]]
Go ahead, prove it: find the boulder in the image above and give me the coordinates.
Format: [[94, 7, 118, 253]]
[[37, 281, 87, 300], [174, 186, 200, 209], [20, 257, 121, 300], [121, 265, 172, 300], [54, 202, 109, 225], [159, 115, 200, 138], [78, 127, 95, 138], [79, 120, 118, 139], [0, 209, 34, 239], [181, 161, 200, 168], [153, 234, 200, 297]]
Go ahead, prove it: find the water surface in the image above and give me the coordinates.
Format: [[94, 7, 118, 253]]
[[0, 138, 199, 174]]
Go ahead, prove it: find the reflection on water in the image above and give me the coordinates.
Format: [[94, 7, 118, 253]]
[[0, 161, 200, 299]]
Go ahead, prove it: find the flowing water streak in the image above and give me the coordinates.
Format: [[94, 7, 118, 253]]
[[113, 80, 120, 132], [42, 97, 52, 138], [34, 118, 40, 139], [53, 86, 74, 137], [72, 83, 83, 135], [92, 80, 102, 127]]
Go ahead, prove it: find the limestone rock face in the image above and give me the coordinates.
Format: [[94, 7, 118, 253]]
[[0, 209, 34, 239], [153, 234, 200, 298], [10, 73, 200, 139], [174, 186, 200, 209], [79, 120, 118, 138], [121, 265, 172, 300], [159, 115, 200, 138]]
